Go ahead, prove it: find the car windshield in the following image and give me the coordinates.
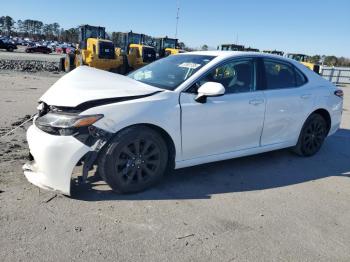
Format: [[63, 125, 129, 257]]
[[128, 54, 215, 90]]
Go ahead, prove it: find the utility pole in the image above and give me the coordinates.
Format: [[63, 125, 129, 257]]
[[175, 0, 180, 39]]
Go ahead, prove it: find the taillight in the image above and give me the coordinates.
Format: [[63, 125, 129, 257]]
[[334, 90, 343, 98]]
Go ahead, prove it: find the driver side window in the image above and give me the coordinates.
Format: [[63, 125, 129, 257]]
[[189, 59, 256, 94]]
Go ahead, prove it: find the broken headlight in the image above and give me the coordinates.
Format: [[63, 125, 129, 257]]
[[35, 113, 104, 136]]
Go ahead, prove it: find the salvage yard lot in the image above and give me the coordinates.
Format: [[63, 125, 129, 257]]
[[0, 70, 350, 261]]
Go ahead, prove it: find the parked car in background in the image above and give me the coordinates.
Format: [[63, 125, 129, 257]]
[[23, 51, 343, 195], [65, 46, 76, 54], [56, 44, 75, 54], [55, 46, 66, 54], [0, 39, 17, 52], [25, 45, 52, 54]]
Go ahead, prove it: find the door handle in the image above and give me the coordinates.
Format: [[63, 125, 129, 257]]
[[300, 94, 311, 99], [249, 99, 264, 105]]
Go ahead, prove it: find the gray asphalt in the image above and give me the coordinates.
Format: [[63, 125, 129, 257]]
[[0, 72, 349, 262]]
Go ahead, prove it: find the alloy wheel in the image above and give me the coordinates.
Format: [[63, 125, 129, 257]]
[[115, 139, 161, 185]]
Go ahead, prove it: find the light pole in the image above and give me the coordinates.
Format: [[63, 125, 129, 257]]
[[175, 0, 180, 39]]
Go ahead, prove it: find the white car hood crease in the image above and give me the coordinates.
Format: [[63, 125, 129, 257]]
[[40, 66, 162, 107]]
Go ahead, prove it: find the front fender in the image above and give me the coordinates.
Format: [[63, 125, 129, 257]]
[[82, 91, 182, 161]]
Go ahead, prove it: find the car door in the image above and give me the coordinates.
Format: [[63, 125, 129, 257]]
[[180, 58, 266, 160], [261, 58, 313, 146]]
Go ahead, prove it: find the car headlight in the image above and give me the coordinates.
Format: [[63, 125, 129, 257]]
[[35, 113, 104, 135]]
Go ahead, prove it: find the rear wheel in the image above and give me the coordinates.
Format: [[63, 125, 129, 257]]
[[293, 114, 328, 156], [64, 54, 75, 72], [98, 126, 168, 193], [7, 47, 14, 52], [59, 57, 65, 71]]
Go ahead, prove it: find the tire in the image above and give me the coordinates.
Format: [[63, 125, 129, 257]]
[[293, 114, 328, 157], [59, 57, 65, 71], [75, 54, 84, 67], [7, 47, 14, 52], [64, 53, 75, 72], [118, 54, 129, 75], [98, 126, 168, 193]]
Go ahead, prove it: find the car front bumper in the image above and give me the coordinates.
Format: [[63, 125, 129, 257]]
[[23, 124, 91, 195]]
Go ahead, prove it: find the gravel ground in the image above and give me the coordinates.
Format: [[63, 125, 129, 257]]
[[0, 71, 349, 262], [0, 47, 63, 72]]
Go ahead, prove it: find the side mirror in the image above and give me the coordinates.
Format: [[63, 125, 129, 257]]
[[195, 82, 225, 103]]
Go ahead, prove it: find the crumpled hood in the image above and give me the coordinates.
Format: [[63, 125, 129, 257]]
[[40, 66, 162, 107]]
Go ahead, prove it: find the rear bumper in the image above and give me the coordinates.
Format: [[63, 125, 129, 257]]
[[23, 124, 91, 195], [329, 107, 343, 136]]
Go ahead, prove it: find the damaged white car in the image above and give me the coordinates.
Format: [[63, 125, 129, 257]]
[[23, 51, 343, 195]]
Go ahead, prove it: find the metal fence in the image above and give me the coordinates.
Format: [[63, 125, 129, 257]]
[[320, 66, 350, 84]]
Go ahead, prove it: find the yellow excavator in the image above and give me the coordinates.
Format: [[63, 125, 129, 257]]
[[155, 37, 184, 58], [286, 53, 320, 74]]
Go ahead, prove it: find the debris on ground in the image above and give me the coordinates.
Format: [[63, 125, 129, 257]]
[[74, 226, 83, 232], [11, 115, 32, 127], [44, 194, 57, 203], [177, 234, 195, 240], [0, 60, 59, 72]]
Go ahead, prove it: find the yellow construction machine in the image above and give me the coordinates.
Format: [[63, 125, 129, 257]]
[[122, 32, 157, 70], [263, 50, 284, 56], [286, 53, 320, 74], [244, 47, 259, 52], [61, 26, 157, 74], [155, 37, 184, 58], [62, 25, 124, 73], [219, 44, 245, 51]]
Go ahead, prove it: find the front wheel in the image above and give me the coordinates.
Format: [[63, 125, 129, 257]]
[[64, 54, 75, 72], [7, 47, 14, 52], [98, 126, 168, 193], [293, 114, 328, 156]]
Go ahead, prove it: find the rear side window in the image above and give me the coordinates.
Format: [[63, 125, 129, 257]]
[[264, 59, 302, 89], [295, 68, 307, 86]]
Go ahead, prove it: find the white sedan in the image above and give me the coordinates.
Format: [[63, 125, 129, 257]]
[[23, 51, 343, 195]]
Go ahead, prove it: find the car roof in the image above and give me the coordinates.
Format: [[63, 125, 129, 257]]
[[181, 50, 300, 64]]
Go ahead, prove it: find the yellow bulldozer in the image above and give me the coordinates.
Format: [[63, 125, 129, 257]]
[[61, 25, 156, 74], [286, 53, 320, 74]]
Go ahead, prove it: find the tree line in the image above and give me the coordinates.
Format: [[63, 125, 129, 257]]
[[1, 15, 349, 67], [308, 55, 350, 67], [0, 15, 79, 43]]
